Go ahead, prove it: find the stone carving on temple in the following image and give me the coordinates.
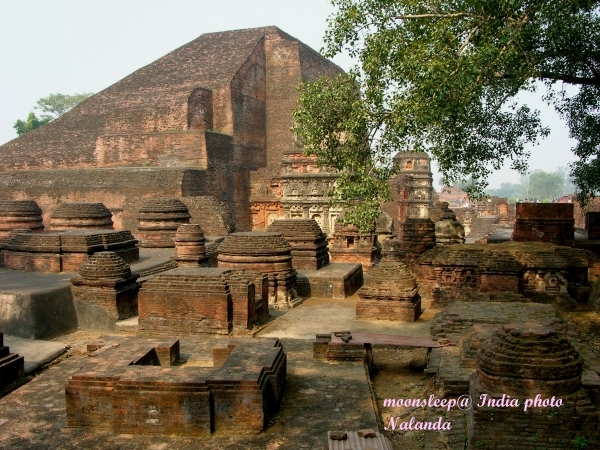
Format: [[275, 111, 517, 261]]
[[279, 149, 342, 236]]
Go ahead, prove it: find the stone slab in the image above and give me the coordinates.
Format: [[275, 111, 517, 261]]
[[3, 336, 67, 373], [296, 263, 363, 298]]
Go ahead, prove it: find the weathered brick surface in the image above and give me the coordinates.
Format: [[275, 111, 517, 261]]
[[267, 219, 329, 270], [586, 211, 600, 240], [511, 202, 576, 246], [138, 267, 268, 335], [172, 223, 209, 267], [329, 223, 379, 271], [356, 262, 421, 322], [71, 252, 140, 321], [217, 232, 299, 308], [0, 200, 44, 243], [137, 198, 191, 248], [65, 337, 286, 436], [1, 229, 138, 272], [49, 202, 113, 230]]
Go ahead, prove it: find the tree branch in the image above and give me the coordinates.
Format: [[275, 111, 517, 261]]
[[395, 12, 482, 20], [537, 72, 600, 86]]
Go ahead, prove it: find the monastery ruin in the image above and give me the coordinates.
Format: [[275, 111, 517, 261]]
[[0, 26, 600, 449]]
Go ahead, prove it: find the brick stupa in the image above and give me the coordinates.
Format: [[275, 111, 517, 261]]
[[267, 219, 329, 270], [356, 262, 422, 321]]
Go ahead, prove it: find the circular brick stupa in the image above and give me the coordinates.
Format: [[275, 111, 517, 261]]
[[267, 219, 329, 270], [137, 198, 191, 248], [172, 224, 208, 267], [476, 324, 583, 397], [356, 262, 422, 321], [50, 202, 113, 231], [217, 232, 298, 308], [0, 200, 44, 242], [468, 324, 598, 449], [400, 218, 436, 259], [71, 252, 141, 325]]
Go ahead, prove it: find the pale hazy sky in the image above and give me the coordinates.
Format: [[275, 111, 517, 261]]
[[0, 0, 578, 188]]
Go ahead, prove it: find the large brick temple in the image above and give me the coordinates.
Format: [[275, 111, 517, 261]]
[[0, 27, 341, 233]]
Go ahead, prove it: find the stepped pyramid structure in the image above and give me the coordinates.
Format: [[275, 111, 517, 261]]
[[0, 27, 341, 232]]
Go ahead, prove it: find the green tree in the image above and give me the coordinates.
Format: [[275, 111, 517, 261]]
[[528, 169, 565, 199], [13, 92, 93, 136], [13, 112, 51, 136], [35, 92, 93, 120], [294, 0, 600, 227]]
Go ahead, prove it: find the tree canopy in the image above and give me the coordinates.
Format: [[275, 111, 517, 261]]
[[13, 92, 93, 136], [293, 0, 600, 229], [13, 112, 51, 136], [35, 92, 93, 120]]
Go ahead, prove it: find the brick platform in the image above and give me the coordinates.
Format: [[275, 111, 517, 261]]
[[65, 337, 286, 436], [138, 267, 269, 335], [1, 229, 139, 272]]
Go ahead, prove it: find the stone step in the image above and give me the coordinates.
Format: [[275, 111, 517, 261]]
[[115, 316, 138, 332]]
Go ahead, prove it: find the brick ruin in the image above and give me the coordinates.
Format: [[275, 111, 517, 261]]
[[329, 222, 379, 270], [49, 202, 114, 231], [427, 301, 600, 448], [586, 211, 600, 240], [467, 324, 599, 449], [138, 267, 269, 335], [387, 151, 434, 226], [171, 223, 209, 267], [276, 149, 342, 235], [217, 232, 299, 308], [356, 262, 422, 322], [267, 219, 329, 270], [1, 229, 138, 272], [137, 198, 191, 248], [0, 199, 44, 243], [512, 202, 576, 246], [66, 337, 286, 436], [397, 218, 437, 260], [412, 242, 600, 308], [431, 201, 465, 245], [0, 27, 341, 233], [70, 252, 140, 330]]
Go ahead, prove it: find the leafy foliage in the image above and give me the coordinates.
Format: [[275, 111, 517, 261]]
[[13, 112, 51, 136], [13, 92, 93, 136], [35, 92, 93, 120], [294, 0, 600, 222]]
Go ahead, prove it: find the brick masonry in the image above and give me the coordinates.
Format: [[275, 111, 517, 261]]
[[512, 202, 576, 246], [65, 337, 286, 436]]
